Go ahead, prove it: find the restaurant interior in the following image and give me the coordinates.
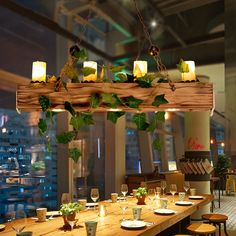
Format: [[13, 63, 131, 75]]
[[0, 0, 235, 235]]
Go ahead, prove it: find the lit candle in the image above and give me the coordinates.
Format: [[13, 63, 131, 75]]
[[181, 61, 196, 81], [83, 61, 97, 81], [32, 61, 46, 82], [133, 61, 147, 78], [99, 204, 106, 217]]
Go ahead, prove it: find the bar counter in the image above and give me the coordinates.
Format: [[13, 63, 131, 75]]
[[1, 194, 213, 236]]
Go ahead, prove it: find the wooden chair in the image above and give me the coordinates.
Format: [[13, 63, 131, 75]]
[[202, 213, 228, 236], [187, 223, 216, 235]]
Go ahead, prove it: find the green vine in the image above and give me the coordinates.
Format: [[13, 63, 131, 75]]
[[37, 45, 169, 162]]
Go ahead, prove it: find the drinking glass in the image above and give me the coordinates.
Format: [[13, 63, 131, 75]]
[[161, 180, 167, 195], [121, 184, 128, 198], [7, 208, 27, 233], [90, 188, 99, 210], [156, 187, 161, 197], [119, 200, 128, 221], [148, 189, 156, 210], [169, 184, 177, 203], [183, 181, 190, 194]]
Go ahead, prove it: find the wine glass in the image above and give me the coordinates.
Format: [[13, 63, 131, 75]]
[[169, 184, 177, 203], [7, 207, 27, 233], [90, 188, 99, 210], [161, 180, 167, 195], [148, 189, 156, 210], [118, 200, 128, 221], [121, 184, 128, 199], [183, 181, 190, 194], [61, 193, 71, 204]]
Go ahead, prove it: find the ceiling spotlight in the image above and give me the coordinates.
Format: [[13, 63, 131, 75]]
[[150, 20, 157, 28]]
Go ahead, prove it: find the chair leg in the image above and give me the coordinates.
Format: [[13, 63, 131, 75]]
[[224, 222, 229, 236]]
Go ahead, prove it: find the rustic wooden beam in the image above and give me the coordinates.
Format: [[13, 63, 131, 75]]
[[16, 82, 213, 113]]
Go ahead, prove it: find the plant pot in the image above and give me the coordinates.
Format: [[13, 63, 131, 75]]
[[137, 196, 146, 205], [31, 169, 45, 176], [62, 212, 76, 228]]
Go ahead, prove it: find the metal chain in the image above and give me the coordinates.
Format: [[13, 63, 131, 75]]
[[133, 0, 172, 83]]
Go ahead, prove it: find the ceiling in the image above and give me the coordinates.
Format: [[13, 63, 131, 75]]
[[0, 0, 225, 115], [0, 0, 224, 69]]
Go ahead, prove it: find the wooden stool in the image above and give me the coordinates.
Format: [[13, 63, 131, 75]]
[[202, 214, 228, 236], [187, 223, 216, 235]]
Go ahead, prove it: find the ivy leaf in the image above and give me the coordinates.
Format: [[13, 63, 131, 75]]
[[101, 93, 121, 108], [126, 74, 135, 83], [132, 113, 149, 130], [176, 59, 189, 73], [136, 74, 155, 88], [153, 137, 162, 151], [109, 65, 126, 73], [125, 96, 143, 109], [64, 101, 76, 116], [56, 131, 76, 144], [46, 141, 51, 152], [39, 96, 51, 111], [73, 49, 88, 60], [68, 148, 81, 163], [115, 73, 127, 82], [70, 115, 84, 131], [38, 118, 47, 135], [107, 111, 125, 124], [80, 112, 94, 125], [90, 93, 101, 108], [81, 67, 96, 76], [155, 111, 165, 122], [152, 94, 168, 107], [62, 81, 68, 91], [147, 112, 165, 132]]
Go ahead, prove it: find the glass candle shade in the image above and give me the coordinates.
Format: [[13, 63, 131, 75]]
[[181, 61, 196, 81], [32, 61, 46, 82], [83, 61, 97, 81], [133, 61, 147, 78], [98, 204, 106, 217]]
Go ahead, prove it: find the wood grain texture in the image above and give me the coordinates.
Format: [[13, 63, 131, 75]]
[[16, 83, 213, 112], [1, 194, 213, 236]]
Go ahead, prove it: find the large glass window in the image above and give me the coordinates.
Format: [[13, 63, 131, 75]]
[[0, 109, 57, 223]]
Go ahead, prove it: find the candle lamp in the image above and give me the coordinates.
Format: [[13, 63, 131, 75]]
[[98, 204, 106, 217], [32, 61, 46, 83], [133, 60, 147, 78], [181, 61, 196, 81], [83, 61, 97, 81]]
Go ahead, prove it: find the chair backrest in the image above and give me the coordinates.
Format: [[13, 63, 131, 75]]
[[165, 172, 185, 192]]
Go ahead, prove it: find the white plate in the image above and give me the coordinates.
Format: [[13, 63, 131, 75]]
[[175, 201, 193, 206], [86, 202, 98, 207], [0, 224, 6, 231], [154, 209, 176, 215], [121, 220, 146, 229], [189, 195, 204, 200], [46, 211, 61, 217]]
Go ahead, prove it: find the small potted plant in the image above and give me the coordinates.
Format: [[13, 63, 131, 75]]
[[31, 161, 46, 176], [59, 202, 82, 228], [135, 187, 147, 205]]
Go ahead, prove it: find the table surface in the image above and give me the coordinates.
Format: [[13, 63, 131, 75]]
[[1, 194, 213, 236]]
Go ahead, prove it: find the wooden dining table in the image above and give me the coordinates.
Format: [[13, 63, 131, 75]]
[[1, 194, 213, 236]]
